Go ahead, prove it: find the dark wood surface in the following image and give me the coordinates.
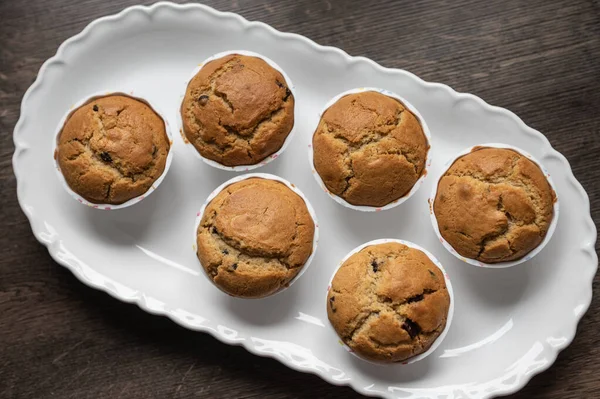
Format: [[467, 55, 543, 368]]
[[1, 0, 599, 397]]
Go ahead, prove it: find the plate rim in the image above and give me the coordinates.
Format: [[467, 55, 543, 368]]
[[11, 2, 598, 398]]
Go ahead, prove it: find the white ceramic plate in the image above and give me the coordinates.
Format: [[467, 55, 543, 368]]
[[12, 3, 597, 398]]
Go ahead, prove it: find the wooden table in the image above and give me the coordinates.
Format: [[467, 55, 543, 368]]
[[1, 0, 598, 397]]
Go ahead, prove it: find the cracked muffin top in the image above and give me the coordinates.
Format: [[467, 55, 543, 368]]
[[433, 147, 555, 263], [181, 54, 295, 167], [327, 242, 450, 363], [56, 95, 170, 205], [312, 91, 429, 207], [196, 178, 315, 298]]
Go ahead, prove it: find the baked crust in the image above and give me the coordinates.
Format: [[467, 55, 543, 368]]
[[56, 95, 170, 204], [197, 178, 315, 298], [181, 54, 294, 166], [433, 147, 555, 263], [327, 242, 450, 363], [312, 91, 428, 207]]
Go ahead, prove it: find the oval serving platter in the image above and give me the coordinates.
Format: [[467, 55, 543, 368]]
[[12, 3, 597, 398]]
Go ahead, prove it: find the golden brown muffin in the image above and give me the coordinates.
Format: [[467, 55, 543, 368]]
[[433, 147, 555, 263], [327, 242, 450, 363], [56, 95, 170, 205], [181, 54, 295, 166], [312, 91, 429, 207], [197, 178, 315, 298]]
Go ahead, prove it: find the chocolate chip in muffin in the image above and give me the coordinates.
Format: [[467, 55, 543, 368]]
[[92, 104, 98, 112], [371, 260, 379, 272], [198, 95, 209, 106], [99, 152, 112, 163], [402, 318, 421, 339]]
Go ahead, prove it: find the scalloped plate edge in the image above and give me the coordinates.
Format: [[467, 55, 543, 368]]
[[12, 2, 598, 398]]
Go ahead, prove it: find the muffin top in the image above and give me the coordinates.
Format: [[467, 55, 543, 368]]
[[312, 91, 428, 207], [196, 178, 315, 298], [56, 95, 170, 205], [327, 242, 450, 363], [181, 54, 295, 166], [433, 147, 555, 263]]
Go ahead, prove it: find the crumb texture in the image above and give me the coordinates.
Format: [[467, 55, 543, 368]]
[[181, 54, 295, 166], [327, 242, 449, 363], [56, 95, 170, 205], [434, 147, 555, 263], [197, 178, 315, 298], [312, 91, 428, 207]]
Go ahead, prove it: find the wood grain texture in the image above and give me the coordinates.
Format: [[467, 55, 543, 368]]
[[1, 0, 599, 397]]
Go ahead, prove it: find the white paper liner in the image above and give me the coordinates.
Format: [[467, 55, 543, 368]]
[[429, 143, 560, 268], [52, 91, 174, 210], [308, 87, 432, 212], [192, 173, 320, 298], [325, 238, 454, 365], [177, 50, 297, 171]]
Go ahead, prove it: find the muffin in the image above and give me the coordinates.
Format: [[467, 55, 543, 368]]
[[312, 90, 429, 208], [196, 177, 315, 298], [55, 94, 170, 205], [181, 53, 295, 167], [433, 146, 556, 263], [327, 241, 451, 363]]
